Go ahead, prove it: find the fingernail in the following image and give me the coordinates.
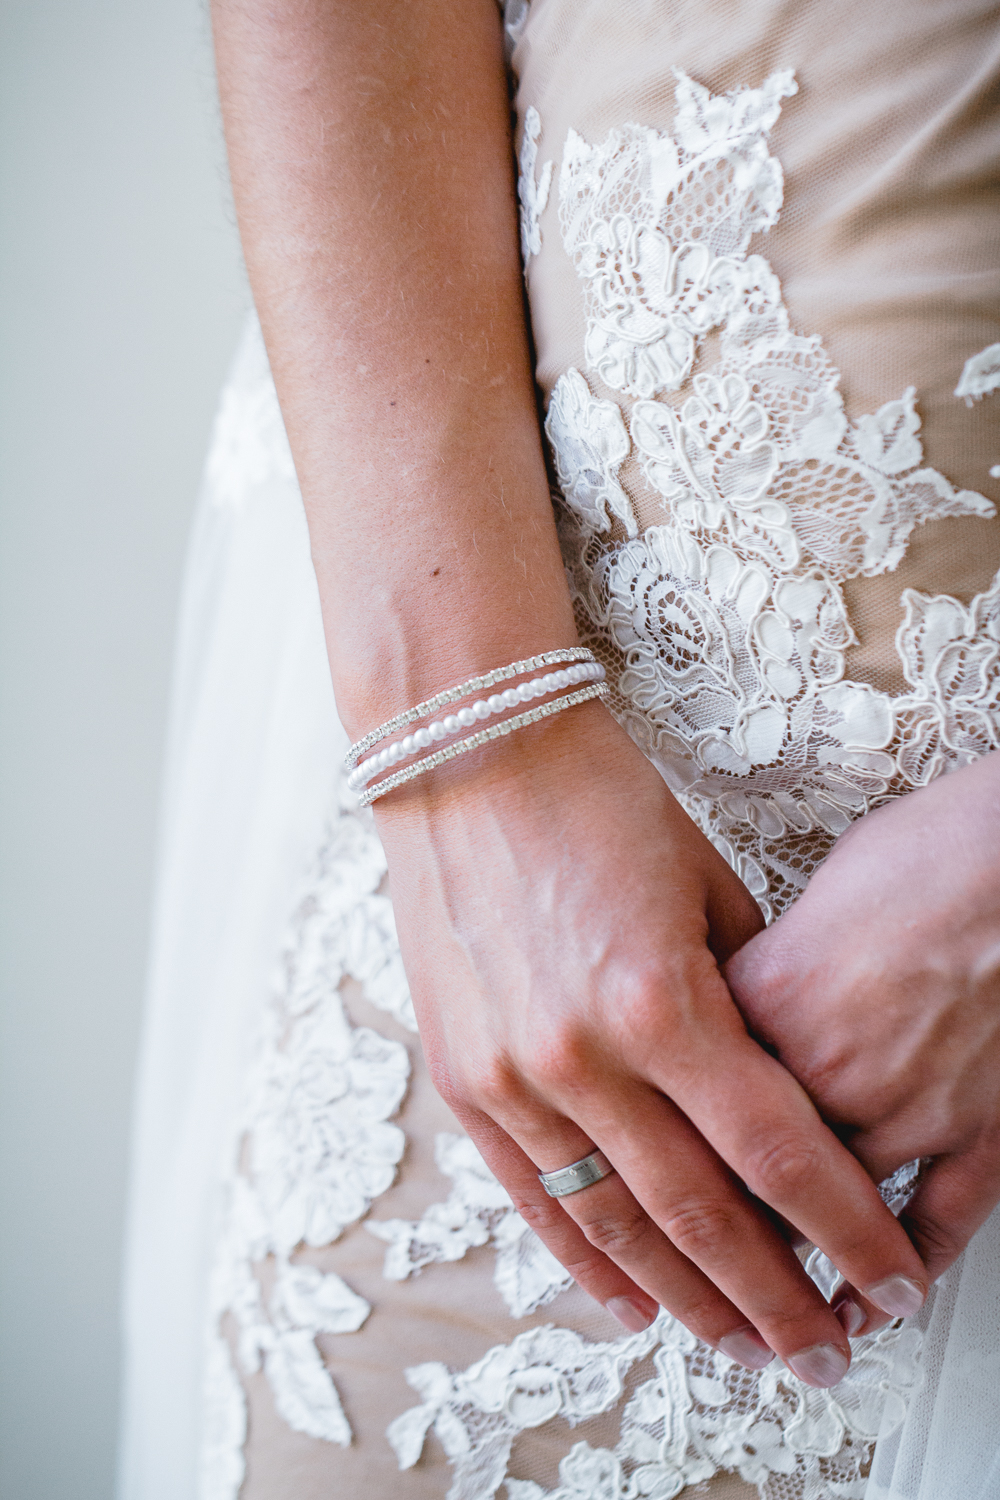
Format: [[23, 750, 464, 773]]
[[786, 1343, 850, 1388], [863, 1275, 925, 1318], [718, 1329, 775, 1371], [606, 1296, 655, 1333], [834, 1297, 867, 1338]]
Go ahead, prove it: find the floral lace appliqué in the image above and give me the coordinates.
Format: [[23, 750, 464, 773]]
[[390, 1312, 921, 1500], [388, 1319, 660, 1500], [548, 70, 997, 919], [199, 789, 415, 1498]]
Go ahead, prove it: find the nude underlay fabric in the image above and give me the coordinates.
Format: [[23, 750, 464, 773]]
[[118, 4, 999, 1499]]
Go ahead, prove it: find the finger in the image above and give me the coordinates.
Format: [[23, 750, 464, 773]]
[[447, 1101, 661, 1334], [455, 1101, 777, 1369], [702, 857, 766, 967], [495, 1057, 855, 1383], [558, 1086, 857, 1382], [659, 994, 931, 1317], [831, 1141, 1000, 1339], [901, 1137, 1000, 1283]]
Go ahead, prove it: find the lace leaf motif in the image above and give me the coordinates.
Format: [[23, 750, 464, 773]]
[[519, 105, 553, 268], [367, 1132, 573, 1318]]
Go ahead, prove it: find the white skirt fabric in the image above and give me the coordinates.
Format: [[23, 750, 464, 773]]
[[120, 5, 1000, 1495]]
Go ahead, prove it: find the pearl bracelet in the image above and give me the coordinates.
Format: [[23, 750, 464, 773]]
[[357, 680, 609, 808], [347, 660, 605, 792], [345, 648, 596, 771]]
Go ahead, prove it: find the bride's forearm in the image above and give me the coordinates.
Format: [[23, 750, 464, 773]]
[[212, 0, 574, 738]]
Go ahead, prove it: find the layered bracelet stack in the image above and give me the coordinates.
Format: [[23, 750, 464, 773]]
[[345, 648, 608, 807]]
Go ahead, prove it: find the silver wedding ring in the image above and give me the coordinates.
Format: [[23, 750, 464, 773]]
[[538, 1149, 615, 1198]]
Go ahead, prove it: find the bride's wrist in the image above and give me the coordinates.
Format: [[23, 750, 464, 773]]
[[327, 588, 580, 747], [367, 696, 652, 831]]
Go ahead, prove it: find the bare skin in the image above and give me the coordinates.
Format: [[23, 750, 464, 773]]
[[727, 751, 1000, 1340], [212, 0, 937, 1386]]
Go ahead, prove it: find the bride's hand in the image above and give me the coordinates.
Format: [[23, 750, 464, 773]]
[[725, 752, 1000, 1339], [373, 702, 929, 1385]]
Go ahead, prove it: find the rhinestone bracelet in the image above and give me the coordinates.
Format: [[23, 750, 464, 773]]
[[347, 661, 605, 791], [345, 648, 596, 770], [357, 680, 609, 808]]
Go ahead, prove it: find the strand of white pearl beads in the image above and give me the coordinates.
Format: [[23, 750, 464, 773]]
[[347, 660, 606, 792]]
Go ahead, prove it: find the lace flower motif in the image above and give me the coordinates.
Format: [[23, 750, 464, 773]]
[[559, 70, 797, 399]]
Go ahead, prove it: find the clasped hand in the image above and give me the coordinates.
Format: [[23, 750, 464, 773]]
[[374, 704, 938, 1389], [727, 750, 1000, 1340]]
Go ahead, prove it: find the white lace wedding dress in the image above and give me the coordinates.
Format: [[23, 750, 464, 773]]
[[119, 5, 1000, 1498]]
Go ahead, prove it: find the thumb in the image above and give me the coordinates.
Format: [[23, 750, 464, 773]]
[[899, 1136, 1000, 1284]]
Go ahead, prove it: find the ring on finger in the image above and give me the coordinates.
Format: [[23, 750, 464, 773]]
[[539, 1149, 615, 1198]]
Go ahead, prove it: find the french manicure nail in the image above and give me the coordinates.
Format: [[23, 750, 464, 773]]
[[718, 1329, 775, 1371], [834, 1297, 867, 1338], [606, 1296, 655, 1333], [863, 1275, 925, 1319], [786, 1343, 850, 1388]]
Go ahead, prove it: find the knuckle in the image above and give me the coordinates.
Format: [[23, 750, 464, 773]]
[[661, 1197, 743, 1262], [525, 1024, 593, 1096], [509, 1196, 569, 1237], [459, 1053, 523, 1114], [906, 1206, 962, 1266], [578, 1202, 651, 1260], [614, 967, 687, 1045], [424, 1052, 462, 1111], [742, 1133, 823, 1204], [675, 1290, 730, 1337]]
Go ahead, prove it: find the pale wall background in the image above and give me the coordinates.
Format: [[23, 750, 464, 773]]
[[0, 2, 247, 1495]]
